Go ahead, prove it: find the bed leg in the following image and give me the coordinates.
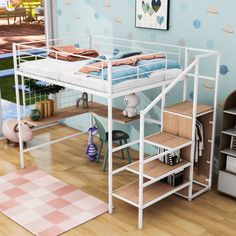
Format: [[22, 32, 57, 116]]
[[13, 43, 25, 168], [15, 73, 25, 168]]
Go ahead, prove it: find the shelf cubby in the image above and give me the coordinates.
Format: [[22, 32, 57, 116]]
[[224, 107, 236, 116], [218, 90, 236, 197], [221, 148, 236, 158], [222, 127, 236, 137]]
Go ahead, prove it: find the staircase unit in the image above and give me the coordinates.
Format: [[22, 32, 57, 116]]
[[111, 52, 220, 229]]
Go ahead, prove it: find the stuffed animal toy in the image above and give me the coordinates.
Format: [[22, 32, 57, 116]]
[[2, 119, 33, 147], [123, 93, 140, 118], [85, 126, 98, 161]]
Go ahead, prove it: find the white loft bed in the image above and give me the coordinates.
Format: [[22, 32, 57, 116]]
[[13, 35, 220, 229], [19, 57, 181, 95]]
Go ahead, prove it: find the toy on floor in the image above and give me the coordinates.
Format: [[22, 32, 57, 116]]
[[86, 126, 98, 161], [2, 119, 33, 147], [76, 92, 89, 109], [123, 93, 140, 118]]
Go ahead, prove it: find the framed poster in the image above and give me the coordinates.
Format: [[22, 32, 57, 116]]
[[135, 0, 170, 31]]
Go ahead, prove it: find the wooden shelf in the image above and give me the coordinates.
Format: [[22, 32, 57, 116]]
[[218, 91, 236, 197], [24, 105, 89, 127], [127, 159, 191, 180], [222, 127, 236, 137], [224, 107, 236, 115], [113, 179, 190, 206], [145, 132, 191, 149], [24, 102, 139, 127], [221, 148, 236, 157], [164, 101, 213, 117]]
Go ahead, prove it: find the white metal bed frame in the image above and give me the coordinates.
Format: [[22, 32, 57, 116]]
[[13, 35, 220, 229]]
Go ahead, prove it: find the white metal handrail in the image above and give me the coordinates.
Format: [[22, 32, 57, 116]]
[[137, 50, 220, 229], [141, 52, 219, 116], [141, 59, 198, 116]]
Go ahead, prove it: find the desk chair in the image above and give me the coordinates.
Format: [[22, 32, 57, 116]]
[[94, 117, 131, 171]]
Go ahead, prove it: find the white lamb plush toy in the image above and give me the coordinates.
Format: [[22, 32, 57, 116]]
[[123, 93, 140, 118]]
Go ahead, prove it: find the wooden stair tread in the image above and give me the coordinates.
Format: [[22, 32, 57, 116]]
[[127, 159, 191, 179], [164, 101, 213, 117], [113, 179, 189, 205], [24, 102, 139, 126], [145, 132, 191, 149]]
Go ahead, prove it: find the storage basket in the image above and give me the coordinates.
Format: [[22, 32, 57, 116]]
[[226, 155, 236, 174]]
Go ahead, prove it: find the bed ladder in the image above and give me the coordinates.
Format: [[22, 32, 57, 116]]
[[112, 51, 220, 229]]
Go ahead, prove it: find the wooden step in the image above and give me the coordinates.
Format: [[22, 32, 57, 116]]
[[145, 132, 191, 149], [164, 101, 213, 117], [113, 179, 190, 208], [127, 159, 191, 180]]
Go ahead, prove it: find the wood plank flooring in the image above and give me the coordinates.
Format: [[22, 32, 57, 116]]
[[0, 124, 235, 236]]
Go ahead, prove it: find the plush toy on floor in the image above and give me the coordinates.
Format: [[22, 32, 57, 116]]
[[123, 93, 140, 118], [86, 126, 98, 161], [2, 119, 33, 147]]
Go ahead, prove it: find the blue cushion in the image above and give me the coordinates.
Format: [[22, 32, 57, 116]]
[[136, 59, 181, 72], [111, 51, 142, 60]]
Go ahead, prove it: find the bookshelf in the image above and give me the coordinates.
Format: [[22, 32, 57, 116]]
[[218, 91, 236, 197]]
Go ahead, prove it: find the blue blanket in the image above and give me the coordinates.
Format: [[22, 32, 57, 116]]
[[90, 59, 180, 85]]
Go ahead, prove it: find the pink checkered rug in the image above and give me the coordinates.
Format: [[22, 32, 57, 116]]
[[0, 167, 108, 236]]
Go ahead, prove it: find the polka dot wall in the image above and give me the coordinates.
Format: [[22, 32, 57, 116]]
[[56, 0, 235, 103], [56, 0, 236, 157]]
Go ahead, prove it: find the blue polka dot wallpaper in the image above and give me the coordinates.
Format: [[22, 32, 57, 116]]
[[56, 0, 235, 104], [55, 0, 236, 162]]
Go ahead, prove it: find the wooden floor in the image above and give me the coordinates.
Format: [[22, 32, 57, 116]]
[[0, 124, 235, 236]]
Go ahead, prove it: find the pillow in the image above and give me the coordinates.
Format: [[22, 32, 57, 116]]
[[113, 48, 120, 55], [136, 59, 181, 72], [74, 43, 80, 48], [111, 51, 142, 60], [86, 55, 107, 65]]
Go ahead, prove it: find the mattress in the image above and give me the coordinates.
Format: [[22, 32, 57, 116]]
[[19, 58, 182, 94]]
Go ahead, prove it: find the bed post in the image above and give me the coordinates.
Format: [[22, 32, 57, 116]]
[[208, 53, 221, 189], [189, 58, 200, 200], [90, 94, 94, 127], [13, 43, 25, 168], [108, 60, 113, 214], [183, 48, 189, 101], [138, 112, 145, 229], [21, 76, 26, 117]]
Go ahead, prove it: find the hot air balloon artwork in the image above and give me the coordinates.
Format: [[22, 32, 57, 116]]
[[135, 0, 169, 30]]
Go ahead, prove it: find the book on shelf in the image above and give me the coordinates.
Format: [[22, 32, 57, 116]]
[[36, 101, 44, 119]]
